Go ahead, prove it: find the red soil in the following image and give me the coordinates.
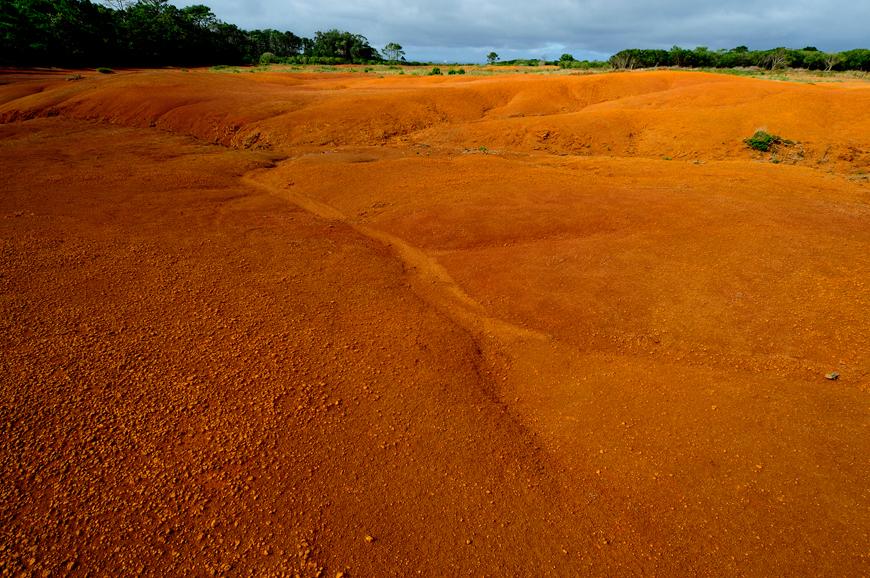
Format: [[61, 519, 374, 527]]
[[1, 69, 868, 575]]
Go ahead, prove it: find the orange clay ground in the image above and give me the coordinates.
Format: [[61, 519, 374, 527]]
[[0, 68, 868, 576]]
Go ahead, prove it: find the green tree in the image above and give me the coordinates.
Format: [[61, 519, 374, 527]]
[[669, 45, 689, 66], [1, 0, 117, 66], [823, 52, 842, 71], [383, 41, 404, 62], [309, 29, 379, 62], [609, 50, 635, 69], [762, 47, 790, 70], [839, 48, 870, 71], [247, 28, 302, 61], [486, 51, 498, 64]]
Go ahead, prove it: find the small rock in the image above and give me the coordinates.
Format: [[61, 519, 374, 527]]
[[364, 535, 375, 543], [825, 372, 839, 381]]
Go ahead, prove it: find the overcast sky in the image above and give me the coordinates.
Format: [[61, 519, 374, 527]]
[[183, 0, 870, 62]]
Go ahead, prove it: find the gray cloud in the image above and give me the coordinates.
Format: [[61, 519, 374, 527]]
[[183, 0, 870, 62]]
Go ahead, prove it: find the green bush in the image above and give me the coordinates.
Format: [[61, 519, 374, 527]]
[[259, 52, 277, 65], [96, 67, 114, 74], [448, 68, 466, 75], [429, 67, 442, 75], [744, 130, 782, 152]]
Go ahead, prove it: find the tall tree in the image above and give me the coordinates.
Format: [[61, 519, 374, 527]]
[[383, 42, 404, 63]]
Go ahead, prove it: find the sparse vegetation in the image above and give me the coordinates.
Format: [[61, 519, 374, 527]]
[[429, 67, 442, 76], [744, 130, 781, 152], [744, 130, 795, 153], [96, 67, 114, 74]]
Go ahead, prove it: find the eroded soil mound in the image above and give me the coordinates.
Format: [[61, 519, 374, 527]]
[[1, 69, 868, 575]]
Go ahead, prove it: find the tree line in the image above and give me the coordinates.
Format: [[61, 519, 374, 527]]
[[606, 46, 870, 72], [0, 0, 384, 67], [2, 0, 870, 71]]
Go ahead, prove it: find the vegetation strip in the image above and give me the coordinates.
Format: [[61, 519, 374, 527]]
[[2, 1, 869, 71]]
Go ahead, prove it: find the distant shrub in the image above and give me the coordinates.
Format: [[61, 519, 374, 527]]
[[259, 52, 277, 65], [559, 59, 606, 70], [429, 67, 442, 75], [744, 130, 784, 152], [96, 67, 114, 74], [447, 68, 466, 75]]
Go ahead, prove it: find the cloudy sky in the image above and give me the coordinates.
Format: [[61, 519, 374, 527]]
[[184, 0, 870, 62]]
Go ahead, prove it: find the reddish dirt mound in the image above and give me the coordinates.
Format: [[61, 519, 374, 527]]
[[1, 69, 868, 575]]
